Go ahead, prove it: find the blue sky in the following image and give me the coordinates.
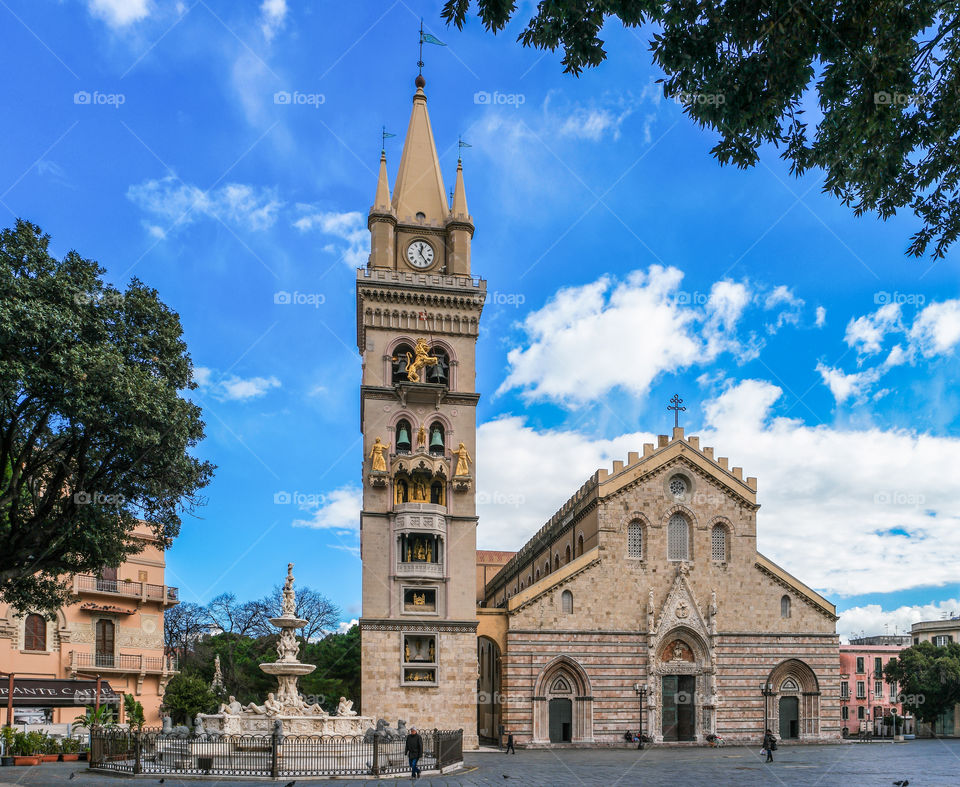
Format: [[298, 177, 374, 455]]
[[2, 0, 959, 640]]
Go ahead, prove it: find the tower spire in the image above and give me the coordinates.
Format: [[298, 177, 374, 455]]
[[373, 150, 391, 212], [451, 158, 468, 218], [391, 76, 448, 224]]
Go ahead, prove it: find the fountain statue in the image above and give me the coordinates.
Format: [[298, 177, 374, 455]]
[[199, 563, 371, 737]]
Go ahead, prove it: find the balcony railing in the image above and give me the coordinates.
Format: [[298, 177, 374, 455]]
[[73, 574, 179, 604], [70, 651, 178, 674], [395, 561, 444, 578]]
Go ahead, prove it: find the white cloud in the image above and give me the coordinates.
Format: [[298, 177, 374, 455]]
[[762, 285, 805, 333], [477, 379, 960, 598], [820, 299, 960, 403], [498, 267, 768, 405], [292, 485, 362, 531], [294, 207, 369, 267], [87, 0, 151, 28], [547, 87, 660, 142], [838, 600, 960, 644], [908, 300, 960, 357], [194, 367, 281, 401], [336, 618, 359, 634], [260, 0, 287, 41], [844, 303, 902, 355], [815, 306, 826, 328], [127, 175, 283, 233]]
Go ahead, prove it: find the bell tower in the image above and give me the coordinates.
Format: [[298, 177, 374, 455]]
[[357, 75, 484, 749]]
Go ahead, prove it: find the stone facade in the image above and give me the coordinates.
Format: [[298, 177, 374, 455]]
[[478, 428, 841, 746]]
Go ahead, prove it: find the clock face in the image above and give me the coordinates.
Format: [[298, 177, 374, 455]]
[[406, 240, 435, 269]]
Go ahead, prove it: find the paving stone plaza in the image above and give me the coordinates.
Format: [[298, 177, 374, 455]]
[[2, 741, 957, 786]]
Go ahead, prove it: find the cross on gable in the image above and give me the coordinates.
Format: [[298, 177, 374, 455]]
[[668, 394, 686, 428]]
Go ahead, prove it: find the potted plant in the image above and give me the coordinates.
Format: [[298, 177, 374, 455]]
[[41, 734, 60, 762], [11, 731, 41, 766], [1, 726, 15, 766], [60, 737, 81, 762]]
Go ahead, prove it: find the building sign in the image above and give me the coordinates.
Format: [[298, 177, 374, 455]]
[[0, 678, 120, 707]]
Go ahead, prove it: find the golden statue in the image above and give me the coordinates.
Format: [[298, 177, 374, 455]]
[[454, 441, 472, 477], [402, 338, 438, 383], [414, 539, 427, 561], [404, 641, 411, 661], [413, 476, 428, 501], [413, 592, 426, 606], [428, 639, 435, 661], [368, 437, 389, 472], [426, 540, 433, 562], [417, 425, 427, 450]]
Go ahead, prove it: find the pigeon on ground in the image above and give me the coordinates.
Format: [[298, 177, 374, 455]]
[[69, 774, 76, 780], [893, 781, 909, 786]]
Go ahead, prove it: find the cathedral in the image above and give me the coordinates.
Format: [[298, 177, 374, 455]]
[[358, 75, 841, 749]]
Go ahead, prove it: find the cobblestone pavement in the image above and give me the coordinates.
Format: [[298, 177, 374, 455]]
[[1, 740, 957, 786]]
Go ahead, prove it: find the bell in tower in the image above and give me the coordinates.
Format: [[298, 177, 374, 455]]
[[429, 424, 445, 455]]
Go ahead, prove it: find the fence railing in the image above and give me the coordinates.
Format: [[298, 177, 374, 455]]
[[71, 651, 178, 673], [89, 727, 463, 778], [74, 574, 179, 603]]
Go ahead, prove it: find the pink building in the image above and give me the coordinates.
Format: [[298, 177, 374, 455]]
[[839, 636, 910, 736]]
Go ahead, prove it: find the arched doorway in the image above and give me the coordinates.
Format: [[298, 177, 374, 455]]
[[477, 636, 501, 742], [532, 656, 593, 744], [651, 628, 714, 743], [766, 659, 821, 741]]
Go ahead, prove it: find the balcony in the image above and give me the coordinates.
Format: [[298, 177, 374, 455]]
[[72, 574, 179, 605], [395, 561, 444, 578], [70, 651, 178, 675]]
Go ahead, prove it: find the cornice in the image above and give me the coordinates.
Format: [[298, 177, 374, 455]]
[[359, 617, 478, 633]]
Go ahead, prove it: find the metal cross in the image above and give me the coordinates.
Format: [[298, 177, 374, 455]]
[[668, 394, 686, 428]]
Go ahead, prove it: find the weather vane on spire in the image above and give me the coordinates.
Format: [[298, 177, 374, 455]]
[[418, 18, 446, 76], [381, 125, 396, 154], [457, 136, 472, 162]]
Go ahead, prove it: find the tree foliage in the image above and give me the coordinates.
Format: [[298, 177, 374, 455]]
[[444, 1, 960, 258], [884, 640, 960, 724], [0, 220, 214, 613], [161, 674, 217, 725]]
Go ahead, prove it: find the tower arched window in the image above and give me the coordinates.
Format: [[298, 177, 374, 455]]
[[544, 560, 550, 576], [711, 524, 728, 562], [781, 595, 791, 618], [554, 554, 560, 571], [395, 419, 412, 454], [392, 344, 415, 384], [427, 346, 450, 386], [565, 545, 571, 564], [577, 534, 584, 557], [667, 513, 690, 561], [561, 590, 573, 614], [428, 422, 445, 455], [24, 614, 46, 651], [627, 521, 643, 559], [535, 569, 540, 581]]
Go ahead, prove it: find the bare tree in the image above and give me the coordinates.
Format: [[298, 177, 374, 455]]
[[206, 592, 261, 637], [164, 601, 211, 655]]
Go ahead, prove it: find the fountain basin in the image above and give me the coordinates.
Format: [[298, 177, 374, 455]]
[[259, 662, 316, 676]]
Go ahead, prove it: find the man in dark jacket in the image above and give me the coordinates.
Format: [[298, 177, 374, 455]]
[[505, 730, 516, 754], [404, 727, 424, 778], [762, 729, 776, 762]]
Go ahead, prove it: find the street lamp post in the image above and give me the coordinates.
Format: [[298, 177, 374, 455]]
[[633, 682, 648, 749], [759, 682, 774, 735]]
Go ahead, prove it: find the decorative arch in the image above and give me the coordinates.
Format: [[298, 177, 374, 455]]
[[561, 589, 573, 614], [765, 659, 822, 740], [627, 520, 644, 559], [661, 503, 700, 530], [576, 532, 584, 557], [710, 522, 729, 562], [477, 635, 502, 740], [553, 553, 560, 572], [666, 512, 692, 562], [564, 544, 571, 564], [781, 595, 792, 618], [533, 655, 594, 743], [650, 625, 714, 743]]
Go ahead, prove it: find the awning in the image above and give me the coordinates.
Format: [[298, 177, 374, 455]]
[[0, 678, 121, 707]]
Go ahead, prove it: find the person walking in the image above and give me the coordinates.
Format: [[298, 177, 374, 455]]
[[505, 730, 516, 754], [762, 728, 776, 763], [405, 726, 423, 779]]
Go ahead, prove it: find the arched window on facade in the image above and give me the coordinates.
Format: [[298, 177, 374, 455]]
[[711, 524, 728, 562], [395, 419, 412, 453], [428, 422, 445, 455], [392, 344, 415, 384], [24, 614, 46, 651], [544, 560, 550, 576], [781, 595, 791, 618], [426, 346, 450, 386], [627, 521, 643, 559], [554, 554, 560, 572], [536, 569, 541, 581], [561, 590, 573, 614], [667, 513, 690, 561], [577, 533, 584, 557], [565, 544, 571, 564]]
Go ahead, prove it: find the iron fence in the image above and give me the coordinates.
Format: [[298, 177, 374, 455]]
[[90, 726, 463, 777]]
